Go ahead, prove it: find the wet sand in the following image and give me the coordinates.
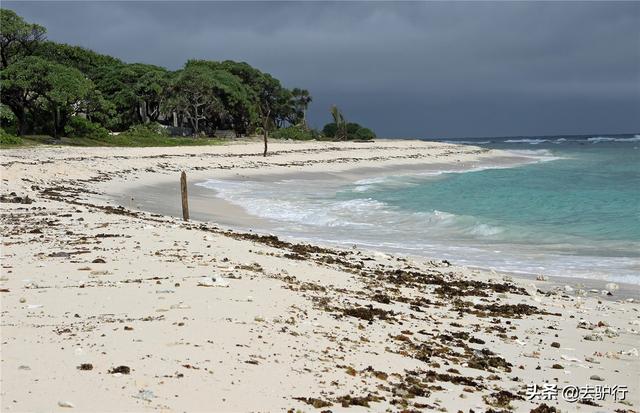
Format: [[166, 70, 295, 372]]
[[121, 156, 640, 303]]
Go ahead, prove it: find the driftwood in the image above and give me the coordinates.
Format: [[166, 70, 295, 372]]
[[180, 171, 189, 221]]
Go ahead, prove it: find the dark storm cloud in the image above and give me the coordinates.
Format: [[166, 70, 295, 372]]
[[5, 1, 640, 137]]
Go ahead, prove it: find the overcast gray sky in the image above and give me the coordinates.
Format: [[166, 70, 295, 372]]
[[5, 1, 640, 138]]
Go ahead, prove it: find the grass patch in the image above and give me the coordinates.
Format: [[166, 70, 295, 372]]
[[61, 122, 228, 147], [1, 131, 227, 148], [66, 133, 227, 147]]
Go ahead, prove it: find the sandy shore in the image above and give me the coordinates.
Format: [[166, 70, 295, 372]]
[[121, 160, 640, 302], [1, 139, 639, 412]]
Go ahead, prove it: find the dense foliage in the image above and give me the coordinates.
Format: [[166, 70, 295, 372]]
[[0, 127, 22, 145], [64, 116, 108, 140], [322, 106, 376, 140], [0, 9, 375, 144], [0, 8, 45, 68], [270, 125, 317, 140]]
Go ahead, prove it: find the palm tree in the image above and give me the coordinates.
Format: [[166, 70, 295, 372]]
[[330, 105, 347, 140], [291, 88, 312, 129]]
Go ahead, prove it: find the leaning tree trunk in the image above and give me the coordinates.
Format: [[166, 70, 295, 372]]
[[262, 109, 270, 157], [263, 127, 268, 157]]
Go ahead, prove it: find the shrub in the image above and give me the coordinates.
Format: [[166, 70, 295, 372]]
[[0, 128, 22, 145], [0, 104, 17, 133], [354, 127, 376, 140], [64, 117, 109, 139], [123, 122, 169, 137], [322, 122, 337, 138], [321, 121, 375, 140], [346, 122, 361, 135], [114, 123, 170, 143], [271, 125, 315, 140]]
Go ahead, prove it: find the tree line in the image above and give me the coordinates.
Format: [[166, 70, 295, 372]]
[[0, 9, 374, 146]]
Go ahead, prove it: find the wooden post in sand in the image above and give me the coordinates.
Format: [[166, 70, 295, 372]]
[[180, 171, 189, 221]]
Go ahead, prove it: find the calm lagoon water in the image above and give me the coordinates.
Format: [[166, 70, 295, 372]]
[[198, 134, 640, 284]]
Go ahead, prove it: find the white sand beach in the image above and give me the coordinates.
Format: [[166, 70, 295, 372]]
[[1, 139, 639, 412]]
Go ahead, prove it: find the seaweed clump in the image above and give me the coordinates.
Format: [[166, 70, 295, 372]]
[[467, 348, 513, 373], [342, 304, 394, 322], [293, 397, 332, 408]]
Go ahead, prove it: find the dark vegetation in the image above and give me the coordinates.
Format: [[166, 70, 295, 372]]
[[0, 9, 375, 148], [322, 105, 376, 141]]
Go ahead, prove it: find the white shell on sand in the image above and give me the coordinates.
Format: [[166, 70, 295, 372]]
[[605, 282, 619, 291], [58, 401, 75, 408]]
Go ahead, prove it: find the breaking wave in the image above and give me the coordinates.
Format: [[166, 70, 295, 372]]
[[196, 178, 507, 239], [194, 143, 640, 285], [449, 135, 640, 146], [443, 140, 492, 145], [504, 138, 549, 144], [588, 136, 640, 143]]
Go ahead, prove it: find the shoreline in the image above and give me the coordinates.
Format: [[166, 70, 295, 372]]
[[2, 139, 639, 412], [116, 154, 640, 301], [121, 177, 640, 301], [110, 149, 538, 229]]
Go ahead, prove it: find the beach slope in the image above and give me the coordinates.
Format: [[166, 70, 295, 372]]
[[1, 140, 638, 412]]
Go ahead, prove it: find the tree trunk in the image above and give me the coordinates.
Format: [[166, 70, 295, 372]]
[[148, 104, 158, 122], [262, 107, 271, 157], [58, 111, 69, 135], [52, 106, 58, 139], [15, 108, 26, 136], [262, 112, 270, 157], [180, 171, 189, 221], [0, 49, 8, 69], [263, 127, 268, 157], [141, 101, 149, 124]]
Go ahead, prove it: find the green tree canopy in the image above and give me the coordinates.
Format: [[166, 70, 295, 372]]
[[290, 88, 312, 128], [94, 63, 169, 130], [184, 60, 259, 134], [1, 56, 54, 134], [33, 41, 122, 80], [42, 61, 94, 137], [0, 9, 46, 68], [0, 9, 317, 143], [216, 60, 294, 127], [1, 56, 93, 136], [132, 65, 171, 123], [162, 64, 226, 134]]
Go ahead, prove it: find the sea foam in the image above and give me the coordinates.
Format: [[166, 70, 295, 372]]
[[588, 136, 640, 143], [195, 140, 640, 285], [504, 138, 549, 144]]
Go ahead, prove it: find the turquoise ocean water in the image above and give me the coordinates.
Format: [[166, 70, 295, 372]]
[[198, 134, 640, 284]]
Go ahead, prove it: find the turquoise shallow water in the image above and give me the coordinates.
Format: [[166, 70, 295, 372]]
[[198, 134, 640, 284], [366, 138, 640, 246]]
